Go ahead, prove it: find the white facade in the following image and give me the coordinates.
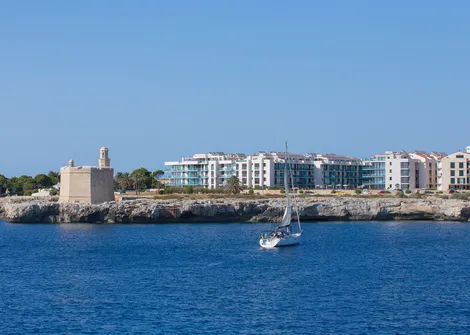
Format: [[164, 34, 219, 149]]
[[165, 151, 316, 189], [164, 152, 244, 189], [382, 152, 418, 190], [310, 154, 362, 189], [438, 147, 470, 191], [32, 189, 52, 197], [380, 151, 441, 191], [408, 152, 441, 189], [164, 149, 449, 191], [248, 152, 316, 189]]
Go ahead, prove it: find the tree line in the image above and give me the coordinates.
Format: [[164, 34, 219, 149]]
[[0, 169, 246, 196], [0, 172, 60, 196], [116, 171, 245, 195], [114, 168, 165, 193]]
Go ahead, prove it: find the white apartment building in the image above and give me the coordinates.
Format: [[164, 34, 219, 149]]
[[247, 152, 316, 189], [361, 153, 388, 190], [164, 152, 246, 189], [165, 152, 316, 189], [438, 147, 470, 191], [408, 151, 441, 189], [380, 151, 442, 191], [164, 149, 449, 191], [382, 152, 418, 191], [310, 154, 362, 189]]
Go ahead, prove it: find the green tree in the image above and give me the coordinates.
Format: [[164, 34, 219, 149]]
[[225, 176, 244, 194], [22, 182, 35, 192], [7, 177, 19, 195], [130, 168, 152, 193], [152, 170, 165, 179], [34, 174, 52, 188], [115, 172, 133, 191], [11, 175, 35, 195], [48, 171, 60, 185], [152, 169, 165, 188], [0, 175, 7, 194]]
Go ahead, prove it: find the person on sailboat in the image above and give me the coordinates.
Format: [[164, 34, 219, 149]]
[[259, 142, 303, 248]]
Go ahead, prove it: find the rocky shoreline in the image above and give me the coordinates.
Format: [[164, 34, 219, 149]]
[[1, 196, 470, 223]]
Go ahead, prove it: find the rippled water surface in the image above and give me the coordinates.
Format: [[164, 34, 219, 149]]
[[1, 220, 470, 334]]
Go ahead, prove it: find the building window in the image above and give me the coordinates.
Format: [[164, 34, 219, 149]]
[[451, 170, 455, 176], [460, 170, 465, 176], [400, 162, 409, 168], [450, 178, 455, 184], [389, 177, 392, 181], [389, 169, 392, 173], [456, 155, 464, 159], [459, 162, 464, 169], [450, 162, 455, 169]]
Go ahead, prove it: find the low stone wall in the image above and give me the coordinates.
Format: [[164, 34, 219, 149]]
[[1, 197, 470, 223]]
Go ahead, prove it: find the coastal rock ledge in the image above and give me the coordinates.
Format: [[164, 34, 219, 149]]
[[1, 197, 470, 223]]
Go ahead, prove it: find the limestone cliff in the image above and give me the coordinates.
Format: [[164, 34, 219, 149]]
[[1, 197, 470, 223]]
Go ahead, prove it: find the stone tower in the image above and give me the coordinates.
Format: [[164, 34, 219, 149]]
[[59, 147, 115, 204], [99, 147, 110, 168]]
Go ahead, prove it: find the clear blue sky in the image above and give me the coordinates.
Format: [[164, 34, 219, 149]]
[[1, 1, 469, 177]]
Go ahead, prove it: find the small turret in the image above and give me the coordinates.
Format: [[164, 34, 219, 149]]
[[98, 147, 111, 168], [69, 159, 74, 167]]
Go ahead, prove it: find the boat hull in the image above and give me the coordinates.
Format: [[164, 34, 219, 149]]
[[259, 233, 302, 248]]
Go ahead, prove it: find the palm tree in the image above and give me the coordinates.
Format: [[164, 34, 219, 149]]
[[225, 176, 244, 194]]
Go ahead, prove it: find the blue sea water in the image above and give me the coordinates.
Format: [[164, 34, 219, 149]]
[[1, 221, 470, 334]]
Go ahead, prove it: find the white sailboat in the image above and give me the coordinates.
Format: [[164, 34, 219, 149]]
[[259, 142, 303, 248]]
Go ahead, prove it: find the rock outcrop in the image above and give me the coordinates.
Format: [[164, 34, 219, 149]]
[[1, 197, 470, 223]]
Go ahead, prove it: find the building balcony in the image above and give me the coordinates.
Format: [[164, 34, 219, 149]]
[[171, 167, 208, 172], [218, 174, 235, 178]]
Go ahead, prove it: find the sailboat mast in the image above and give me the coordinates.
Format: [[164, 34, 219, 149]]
[[286, 142, 302, 232], [284, 142, 291, 209]]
